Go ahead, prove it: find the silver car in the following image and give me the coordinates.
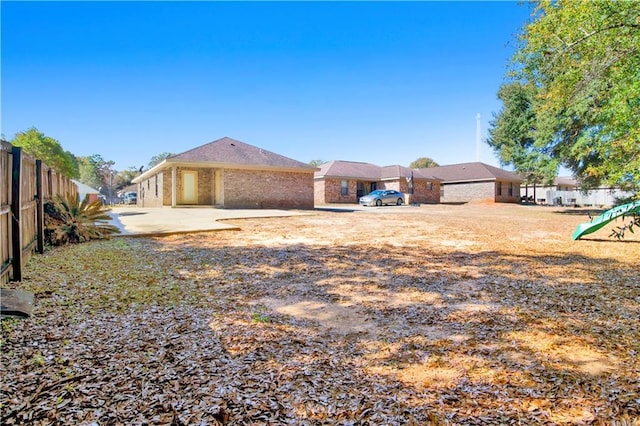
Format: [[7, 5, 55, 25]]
[[359, 190, 404, 207]]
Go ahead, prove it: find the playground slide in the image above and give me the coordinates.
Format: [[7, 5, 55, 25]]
[[572, 200, 640, 240]]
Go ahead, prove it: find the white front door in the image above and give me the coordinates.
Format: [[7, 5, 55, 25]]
[[182, 171, 197, 204]]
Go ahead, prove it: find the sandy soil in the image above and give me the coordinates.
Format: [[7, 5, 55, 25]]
[[2, 203, 638, 425]]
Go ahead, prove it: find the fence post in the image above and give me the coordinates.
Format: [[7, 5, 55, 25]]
[[36, 160, 45, 254], [10, 146, 23, 281]]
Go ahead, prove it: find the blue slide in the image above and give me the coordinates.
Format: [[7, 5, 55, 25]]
[[572, 200, 640, 240]]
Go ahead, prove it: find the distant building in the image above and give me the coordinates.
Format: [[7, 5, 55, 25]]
[[314, 160, 523, 205], [314, 160, 441, 205], [420, 162, 523, 204], [522, 177, 634, 207], [72, 180, 100, 204]]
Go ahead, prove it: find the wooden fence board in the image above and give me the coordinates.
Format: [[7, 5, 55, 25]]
[[0, 141, 77, 283], [1, 142, 12, 285]]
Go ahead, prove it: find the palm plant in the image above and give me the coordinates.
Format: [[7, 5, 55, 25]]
[[44, 193, 120, 246]]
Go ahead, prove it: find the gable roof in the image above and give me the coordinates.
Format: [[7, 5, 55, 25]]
[[317, 161, 382, 180], [72, 180, 99, 195], [134, 137, 315, 183], [419, 162, 523, 183], [169, 137, 314, 170], [316, 160, 441, 181]]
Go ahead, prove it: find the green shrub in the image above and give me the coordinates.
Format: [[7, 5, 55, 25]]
[[44, 193, 120, 246]]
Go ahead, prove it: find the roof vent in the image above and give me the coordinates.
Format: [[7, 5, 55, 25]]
[[230, 143, 235, 146]]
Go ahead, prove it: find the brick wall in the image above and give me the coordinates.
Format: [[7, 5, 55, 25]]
[[494, 180, 521, 203], [441, 180, 520, 203], [412, 180, 441, 204], [316, 177, 441, 205], [163, 170, 172, 205], [441, 181, 495, 203], [316, 178, 359, 204], [223, 169, 314, 209], [156, 167, 215, 205], [137, 173, 164, 207], [197, 168, 213, 205], [314, 179, 326, 205]]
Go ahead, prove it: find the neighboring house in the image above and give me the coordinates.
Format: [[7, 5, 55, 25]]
[[421, 162, 523, 204], [72, 180, 100, 204], [523, 176, 634, 207], [132, 137, 316, 209], [314, 160, 441, 205]]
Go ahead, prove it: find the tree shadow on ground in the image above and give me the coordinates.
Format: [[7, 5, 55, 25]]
[[3, 236, 638, 424], [150, 238, 639, 423]]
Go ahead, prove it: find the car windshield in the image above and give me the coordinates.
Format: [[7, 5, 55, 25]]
[[368, 190, 384, 196]]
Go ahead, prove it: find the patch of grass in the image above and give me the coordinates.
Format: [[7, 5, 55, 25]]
[[0, 317, 20, 347], [251, 310, 270, 323], [19, 238, 208, 314]]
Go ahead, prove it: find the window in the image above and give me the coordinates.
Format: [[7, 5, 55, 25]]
[[426, 182, 433, 191], [341, 180, 348, 195], [497, 182, 502, 196], [155, 175, 158, 197], [508, 182, 513, 197]]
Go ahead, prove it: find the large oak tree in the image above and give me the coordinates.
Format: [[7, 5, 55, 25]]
[[492, 0, 639, 191]]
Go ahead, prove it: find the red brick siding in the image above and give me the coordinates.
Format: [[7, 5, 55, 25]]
[[412, 180, 441, 204], [316, 178, 359, 204], [223, 169, 314, 209], [316, 177, 440, 205]]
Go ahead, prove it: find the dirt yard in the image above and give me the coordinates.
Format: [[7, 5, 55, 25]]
[[1, 204, 639, 425]]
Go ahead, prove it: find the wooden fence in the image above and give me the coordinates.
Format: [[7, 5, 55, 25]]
[[1, 141, 77, 284]]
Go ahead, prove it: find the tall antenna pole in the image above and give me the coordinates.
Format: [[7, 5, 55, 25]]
[[476, 113, 481, 162]]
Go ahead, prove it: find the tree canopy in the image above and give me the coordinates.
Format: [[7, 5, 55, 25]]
[[78, 155, 107, 190], [148, 152, 174, 169], [487, 82, 557, 186], [493, 0, 639, 191], [11, 128, 78, 178], [409, 157, 439, 169], [308, 159, 326, 168]]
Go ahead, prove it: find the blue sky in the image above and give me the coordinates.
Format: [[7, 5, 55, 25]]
[[1, 1, 534, 171]]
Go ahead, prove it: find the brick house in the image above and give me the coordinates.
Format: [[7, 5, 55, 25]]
[[132, 137, 316, 209], [421, 162, 523, 203], [314, 160, 441, 204]]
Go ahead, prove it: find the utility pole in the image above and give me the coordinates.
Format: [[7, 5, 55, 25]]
[[476, 113, 481, 162]]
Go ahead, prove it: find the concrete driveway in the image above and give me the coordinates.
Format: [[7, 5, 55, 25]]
[[107, 206, 311, 236]]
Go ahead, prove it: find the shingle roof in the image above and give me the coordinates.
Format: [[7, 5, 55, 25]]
[[380, 165, 412, 180], [169, 137, 315, 170], [316, 160, 443, 181], [317, 161, 383, 180], [420, 162, 523, 183]]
